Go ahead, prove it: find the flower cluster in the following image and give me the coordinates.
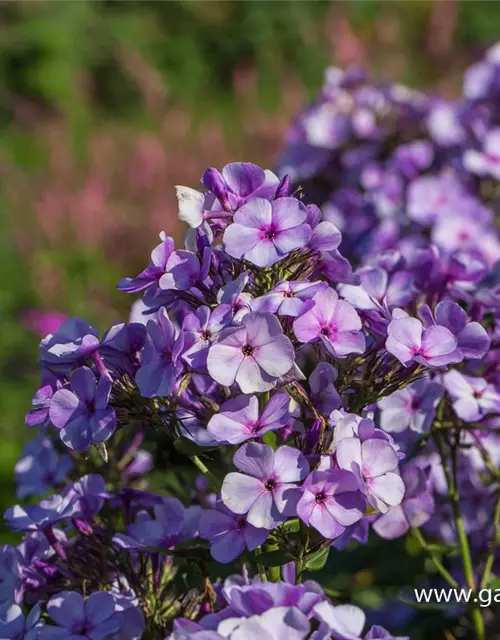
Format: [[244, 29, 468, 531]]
[[2, 45, 500, 640]]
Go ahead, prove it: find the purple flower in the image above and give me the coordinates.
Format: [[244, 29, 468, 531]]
[[4, 494, 76, 533], [420, 299, 490, 360], [443, 370, 500, 421], [293, 288, 365, 357], [313, 603, 366, 640], [159, 248, 211, 291], [340, 267, 415, 312], [49, 367, 116, 452], [65, 474, 108, 524], [40, 591, 122, 640], [377, 379, 443, 433], [199, 504, 268, 563], [0, 603, 44, 640], [336, 437, 404, 514], [223, 197, 311, 268], [309, 363, 341, 415], [207, 312, 295, 393], [217, 606, 310, 639], [0, 546, 23, 608], [25, 376, 60, 428], [207, 393, 290, 444], [464, 128, 500, 179], [15, 437, 72, 498], [297, 470, 365, 539], [386, 312, 461, 368], [313, 602, 407, 640], [203, 162, 279, 212], [221, 443, 309, 529], [135, 308, 185, 397], [114, 498, 191, 551], [182, 305, 233, 371], [118, 233, 174, 293], [251, 281, 327, 317], [39, 318, 100, 372], [373, 463, 434, 540]]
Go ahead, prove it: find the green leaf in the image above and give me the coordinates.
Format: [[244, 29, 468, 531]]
[[262, 432, 277, 449], [305, 547, 329, 571], [256, 549, 293, 567]]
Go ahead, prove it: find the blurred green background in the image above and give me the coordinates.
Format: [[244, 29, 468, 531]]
[[0, 0, 498, 534]]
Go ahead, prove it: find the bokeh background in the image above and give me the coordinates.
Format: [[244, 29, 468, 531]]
[[1, 0, 499, 534]]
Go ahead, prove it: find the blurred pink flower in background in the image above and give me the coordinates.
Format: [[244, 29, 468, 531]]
[[22, 310, 68, 337]]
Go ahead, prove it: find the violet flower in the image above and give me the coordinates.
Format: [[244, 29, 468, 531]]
[[223, 197, 311, 268], [373, 463, 435, 540], [386, 312, 461, 368], [118, 232, 174, 293], [182, 305, 233, 371], [251, 280, 327, 317], [0, 603, 44, 640], [202, 162, 279, 212], [293, 288, 365, 357], [199, 504, 268, 564], [135, 307, 185, 397], [40, 591, 123, 640], [377, 379, 443, 433], [443, 370, 500, 421], [336, 436, 404, 514], [297, 470, 366, 539], [15, 437, 72, 498], [49, 366, 116, 452], [221, 443, 309, 529], [207, 393, 290, 444], [464, 128, 500, 179], [207, 312, 295, 394]]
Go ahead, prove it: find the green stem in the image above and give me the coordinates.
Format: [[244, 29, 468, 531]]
[[264, 543, 281, 582], [412, 528, 458, 588], [433, 429, 485, 640], [480, 492, 500, 589], [254, 546, 267, 582]]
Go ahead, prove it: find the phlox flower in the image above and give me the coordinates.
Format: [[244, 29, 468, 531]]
[[0, 603, 44, 640], [135, 307, 185, 397], [207, 393, 290, 444], [443, 369, 500, 421], [199, 504, 268, 564], [293, 288, 365, 357], [223, 197, 311, 268], [297, 470, 365, 539], [221, 443, 309, 529], [336, 436, 404, 514], [377, 379, 443, 433], [207, 312, 295, 394], [40, 591, 123, 640], [386, 311, 461, 368], [49, 367, 116, 452], [373, 463, 434, 540]]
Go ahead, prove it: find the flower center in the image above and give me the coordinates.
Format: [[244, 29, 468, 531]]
[[242, 344, 254, 356], [235, 517, 247, 531], [264, 479, 277, 491], [283, 290, 294, 298], [200, 329, 212, 341], [264, 227, 277, 240], [315, 492, 326, 504]]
